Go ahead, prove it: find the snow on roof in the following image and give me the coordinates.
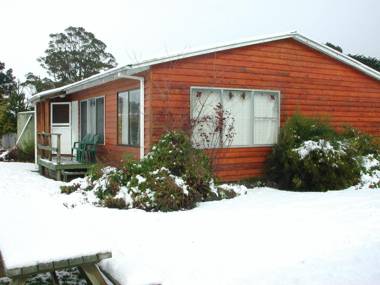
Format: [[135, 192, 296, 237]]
[[30, 31, 380, 103]]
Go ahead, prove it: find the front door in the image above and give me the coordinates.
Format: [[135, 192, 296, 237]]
[[51, 102, 71, 155]]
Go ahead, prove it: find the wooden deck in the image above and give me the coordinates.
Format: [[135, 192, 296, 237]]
[[38, 156, 92, 182], [37, 132, 93, 181]]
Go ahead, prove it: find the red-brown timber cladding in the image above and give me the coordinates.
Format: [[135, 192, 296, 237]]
[[36, 38, 380, 181], [149, 38, 380, 181]]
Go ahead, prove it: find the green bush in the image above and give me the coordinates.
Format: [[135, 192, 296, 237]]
[[60, 184, 79, 194], [120, 131, 215, 211], [265, 114, 363, 191], [340, 127, 380, 156], [92, 167, 123, 200], [103, 197, 127, 209], [61, 131, 245, 211], [87, 163, 104, 182], [128, 168, 198, 211]]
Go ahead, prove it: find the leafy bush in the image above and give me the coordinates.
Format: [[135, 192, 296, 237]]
[[103, 197, 127, 209], [265, 114, 366, 191], [340, 127, 380, 157], [60, 131, 244, 211], [120, 131, 216, 211], [60, 184, 79, 194], [87, 163, 105, 182]]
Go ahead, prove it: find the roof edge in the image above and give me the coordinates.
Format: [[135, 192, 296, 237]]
[[30, 31, 380, 103]]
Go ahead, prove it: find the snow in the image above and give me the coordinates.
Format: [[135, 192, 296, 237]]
[[0, 150, 9, 161], [293, 139, 344, 159], [0, 163, 109, 269], [1, 162, 380, 285]]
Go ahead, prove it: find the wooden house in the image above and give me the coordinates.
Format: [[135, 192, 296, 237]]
[[30, 32, 380, 181]]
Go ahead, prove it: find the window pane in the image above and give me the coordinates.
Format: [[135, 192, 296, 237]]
[[222, 90, 253, 146], [52, 104, 70, 124], [96, 97, 104, 144], [118, 92, 129, 144], [254, 119, 278, 144], [191, 88, 222, 148], [254, 92, 278, 118], [129, 89, 140, 146], [80, 101, 87, 139]]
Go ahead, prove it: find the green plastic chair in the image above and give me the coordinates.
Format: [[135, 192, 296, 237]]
[[72, 134, 91, 161], [82, 134, 100, 163]]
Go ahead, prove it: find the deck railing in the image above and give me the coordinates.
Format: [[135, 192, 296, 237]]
[[37, 132, 61, 164]]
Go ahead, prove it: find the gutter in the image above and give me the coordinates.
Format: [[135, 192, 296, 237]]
[[117, 72, 145, 160]]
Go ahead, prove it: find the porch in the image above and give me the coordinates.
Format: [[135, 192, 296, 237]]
[[37, 132, 93, 181]]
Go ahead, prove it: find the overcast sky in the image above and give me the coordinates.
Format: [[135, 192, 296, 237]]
[[1, 0, 379, 80]]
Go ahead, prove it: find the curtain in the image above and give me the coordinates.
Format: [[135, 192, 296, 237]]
[[129, 89, 140, 146], [118, 92, 129, 144], [253, 92, 278, 145], [222, 90, 253, 146], [80, 101, 87, 139], [191, 88, 222, 148]]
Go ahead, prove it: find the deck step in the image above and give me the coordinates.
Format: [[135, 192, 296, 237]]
[[62, 170, 88, 182], [62, 171, 87, 176]]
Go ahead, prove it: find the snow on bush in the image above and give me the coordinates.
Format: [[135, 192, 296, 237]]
[[266, 114, 366, 191], [60, 131, 247, 211], [293, 139, 346, 159], [359, 154, 380, 189]]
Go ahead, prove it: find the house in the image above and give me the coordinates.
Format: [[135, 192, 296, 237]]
[[30, 32, 380, 181]]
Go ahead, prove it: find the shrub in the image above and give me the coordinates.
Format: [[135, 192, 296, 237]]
[[340, 127, 380, 156], [120, 131, 216, 211], [265, 114, 363, 191], [92, 167, 123, 200], [61, 131, 245, 211], [87, 163, 104, 182], [103, 197, 127, 209], [60, 184, 79, 194]]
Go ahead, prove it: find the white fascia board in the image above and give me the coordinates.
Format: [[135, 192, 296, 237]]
[[29, 66, 149, 102], [293, 34, 380, 81], [130, 31, 297, 69], [65, 66, 149, 94]]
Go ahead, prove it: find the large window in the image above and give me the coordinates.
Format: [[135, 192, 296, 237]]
[[118, 89, 140, 146], [80, 97, 104, 144], [190, 87, 279, 147]]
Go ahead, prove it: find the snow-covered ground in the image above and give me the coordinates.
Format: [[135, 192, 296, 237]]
[[1, 162, 380, 285]]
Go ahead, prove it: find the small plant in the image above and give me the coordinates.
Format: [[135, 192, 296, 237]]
[[87, 163, 104, 182], [60, 184, 80, 194], [103, 197, 127, 209]]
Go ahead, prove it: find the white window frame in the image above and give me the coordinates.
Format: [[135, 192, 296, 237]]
[[190, 86, 281, 148], [51, 102, 71, 127], [79, 96, 106, 145]]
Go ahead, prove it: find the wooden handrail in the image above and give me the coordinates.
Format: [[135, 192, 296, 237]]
[[37, 132, 61, 164]]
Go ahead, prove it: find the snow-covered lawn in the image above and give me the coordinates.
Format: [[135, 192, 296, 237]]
[[1, 162, 380, 285]]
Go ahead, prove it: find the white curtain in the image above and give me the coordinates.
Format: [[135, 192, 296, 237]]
[[119, 92, 129, 145], [222, 90, 253, 146], [87, 99, 96, 135], [253, 92, 279, 145], [191, 88, 222, 148]]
